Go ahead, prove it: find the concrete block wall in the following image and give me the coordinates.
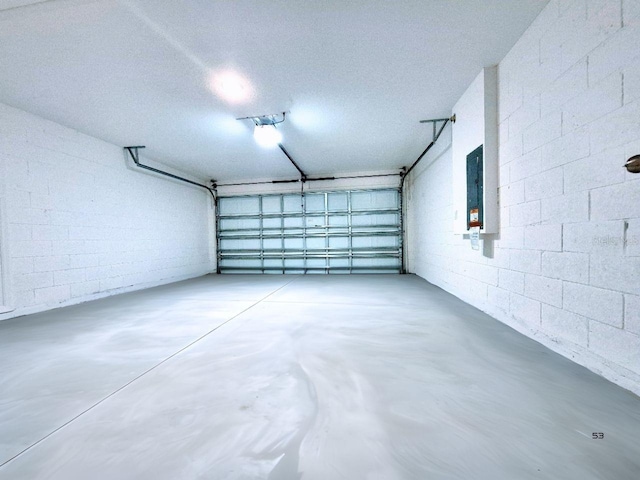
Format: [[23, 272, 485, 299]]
[[0, 102, 215, 319], [405, 0, 640, 395]]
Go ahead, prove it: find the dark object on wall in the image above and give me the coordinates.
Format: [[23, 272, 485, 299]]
[[467, 145, 484, 230], [624, 155, 640, 173]]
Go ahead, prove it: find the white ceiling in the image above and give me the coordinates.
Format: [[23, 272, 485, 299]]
[[0, 0, 548, 182]]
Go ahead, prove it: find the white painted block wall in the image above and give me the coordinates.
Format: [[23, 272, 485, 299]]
[[0, 102, 215, 320], [405, 0, 640, 395]]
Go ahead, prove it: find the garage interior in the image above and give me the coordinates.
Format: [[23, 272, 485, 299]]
[[1, 1, 639, 479]]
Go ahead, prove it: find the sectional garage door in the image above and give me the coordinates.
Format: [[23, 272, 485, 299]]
[[217, 188, 402, 274]]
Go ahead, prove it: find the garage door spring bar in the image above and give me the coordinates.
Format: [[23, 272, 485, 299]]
[[125, 146, 217, 204]]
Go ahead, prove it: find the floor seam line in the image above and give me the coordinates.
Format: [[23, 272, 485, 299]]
[[262, 300, 406, 306], [0, 276, 301, 469]]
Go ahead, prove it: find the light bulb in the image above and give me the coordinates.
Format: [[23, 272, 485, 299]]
[[253, 125, 282, 148]]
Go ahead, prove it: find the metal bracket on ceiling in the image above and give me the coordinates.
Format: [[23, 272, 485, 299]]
[[125, 145, 145, 164], [419, 114, 456, 143], [236, 111, 287, 126], [236, 111, 307, 181], [400, 115, 456, 188]]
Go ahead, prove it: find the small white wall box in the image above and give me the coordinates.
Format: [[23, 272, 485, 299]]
[[452, 66, 498, 234]]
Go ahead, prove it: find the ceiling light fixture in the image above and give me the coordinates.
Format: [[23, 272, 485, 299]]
[[237, 111, 287, 149], [253, 124, 282, 148], [237, 111, 307, 180]]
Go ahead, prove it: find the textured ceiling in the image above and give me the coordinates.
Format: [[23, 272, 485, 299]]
[[0, 0, 548, 181]]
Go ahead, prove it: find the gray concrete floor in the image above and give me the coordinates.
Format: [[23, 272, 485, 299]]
[[0, 274, 639, 480]]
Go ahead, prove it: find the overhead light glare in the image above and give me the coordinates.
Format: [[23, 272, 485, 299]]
[[253, 125, 282, 148], [209, 70, 254, 104]]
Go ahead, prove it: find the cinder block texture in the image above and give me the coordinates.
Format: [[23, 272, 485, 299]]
[[524, 274, 562, 307], [498, 269, 525, 294], [541, 304, 589, 347], [0, 103, 214, 316], [406, 0, 640, 390], [524, 224, 562, 251], [541, 251, 589, 283], [563, 282, 623, 327], [625, 294, 640, 335], [589, 322, 640, 376]]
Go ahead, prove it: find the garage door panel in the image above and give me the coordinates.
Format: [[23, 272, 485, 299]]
[[306, 258, 326, 268], [284, 237, 304, 249], [283, 195, 303, 213], [329, 258, 350, 268], [262, 196, 282, 213], [262, 217, 281, 229], [218, 196, 259, 215], [220, 258, 261, 268], [220, 238, 261, 250], [352, 235, 399, 248], [328, 215, 348, 226], [305, 194, 325, 212], [264, 259, 284, 268], [328, 192, 348, 210], [284, 217, 303, 228], [351, 213, 399, 226], [219, 218, 261, 231], [328, 237, 349, 249], [305, 216, 324, 227], [350, 190, 397, 210], [217, 189, 401, 274], [305, 237, 325, 250], [263, 238, 281, 249], [284, 258, 305, 269]]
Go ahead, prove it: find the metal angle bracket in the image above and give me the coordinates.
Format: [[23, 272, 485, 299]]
[[401, 114, 456, 185], [125, 145, 146, 164], [419, 114, 456, 143]]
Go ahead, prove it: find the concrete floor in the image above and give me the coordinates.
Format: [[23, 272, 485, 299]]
[[0, 275, 639, 480]]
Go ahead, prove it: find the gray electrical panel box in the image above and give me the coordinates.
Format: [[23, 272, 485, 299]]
[[466, 145, 483, 230]]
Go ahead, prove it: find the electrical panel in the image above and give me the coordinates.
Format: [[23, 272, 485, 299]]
[[452, 66, 498, 234], [466, 145, 483, 230]]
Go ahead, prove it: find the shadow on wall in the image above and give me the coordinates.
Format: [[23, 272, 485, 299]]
[[461, 233, 497, 259]]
